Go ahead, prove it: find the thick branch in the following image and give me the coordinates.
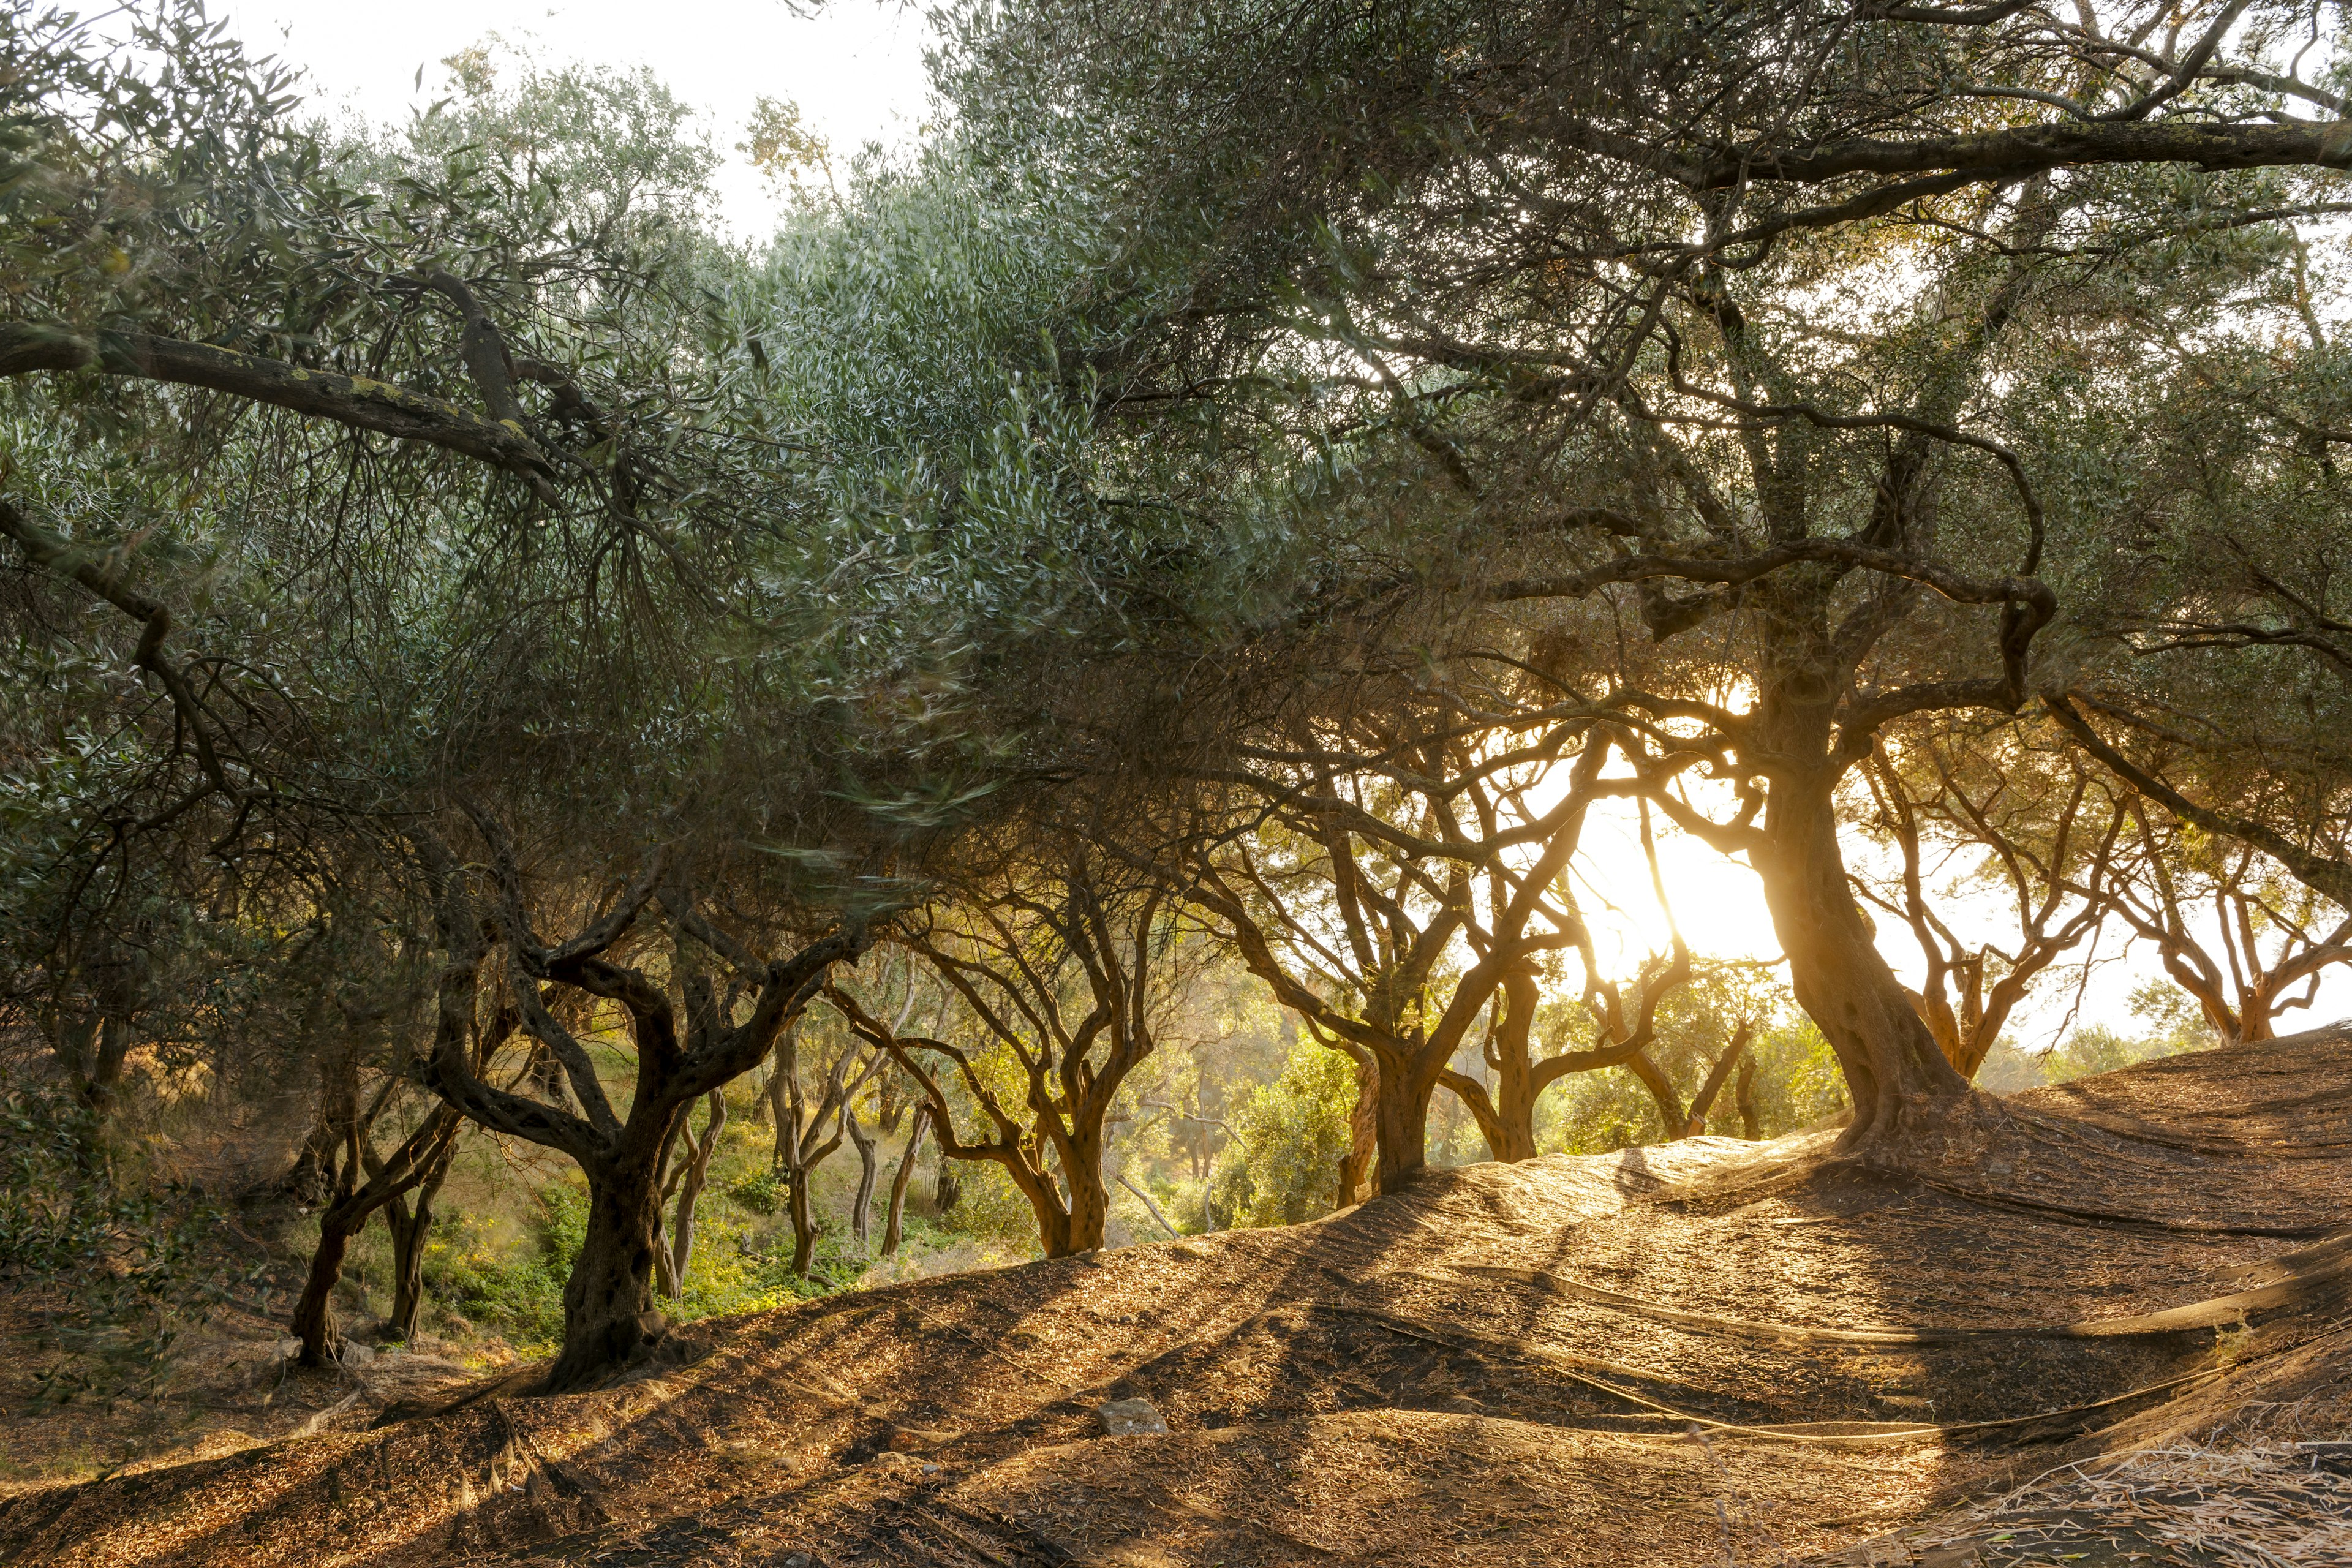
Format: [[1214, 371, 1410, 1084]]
[[2045, 694, 2352, 912], [0, 323, 554, 487], [1686, 118, 2352, 191], [1491, 536, 2051, 619]]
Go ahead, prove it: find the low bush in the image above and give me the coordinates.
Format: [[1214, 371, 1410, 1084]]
[[0, 1079, 230, 1401]]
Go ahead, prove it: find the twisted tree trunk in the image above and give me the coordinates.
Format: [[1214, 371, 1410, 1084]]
[[845, 1106, 880, 1249], [289, 1108, 462, 1365], [383, 1142, 454, 1343], [1682, 1022, 1756, 1139], [1755, 777, 1969, 1147], [786, 1157, 823, 1275], [881, 1104, 928, 1256], [545, 1125, 677, 1395], [1337, 1052, 1377, 1207], [657, 1090, 726, 1299], [1370, 1054, 1439, 1194]]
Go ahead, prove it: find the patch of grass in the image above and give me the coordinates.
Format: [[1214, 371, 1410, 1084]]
[[416, 1169, 945, 1347], [421, 1181, 582, 1354]]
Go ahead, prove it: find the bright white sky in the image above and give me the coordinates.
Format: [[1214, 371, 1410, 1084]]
[[217, 0, 934, 232], [192, 0, 2349, 1057], [1572, 788, 2352, 1054], [1572, 794, 2137, 1051]]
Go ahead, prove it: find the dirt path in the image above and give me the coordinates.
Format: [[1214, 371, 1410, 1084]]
[[5, 1031, 2350, 1567]]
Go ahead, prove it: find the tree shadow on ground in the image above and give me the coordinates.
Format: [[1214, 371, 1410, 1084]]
[[7, 1030, 2351, 1567]]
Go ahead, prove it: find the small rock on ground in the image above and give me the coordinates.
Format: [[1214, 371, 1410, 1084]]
[[1097, 1397, 1168, 1436]]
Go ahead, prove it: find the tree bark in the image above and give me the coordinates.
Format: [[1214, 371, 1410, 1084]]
[[58, 1013, 134, 1137], [1438, 971, 1546, 1163], [845, 1106, 879, 1249], [661, 1090, 726, 1298], [1033, 1180, 1080, 1255], [1754, 781, 1968, 1148], [284, 1115, 337, 1207], [1485, 973, 1541, 1161], [543, 1133, 675, 1395], [768, 1068, 793, 1168], [0, 324, 556, 483], [968, 1136, 1104, 1260], [1682, 1023, 1755, 1138], [771, 1038, 858, 1278], [881, 1105, 927, 1256], [1371, 1056, 1436, 1194], [1626, 1052, 1687, 1137], [521, 1038, 572, 1109], [289, 1207, 361, 1366], [288, 1108, 461, 1365], [1057, 1129, 1110, 1254], [786, 1158, 821, 1276], [383, 1142, 454, 1343], [1338, 1051, 1378, 1206]]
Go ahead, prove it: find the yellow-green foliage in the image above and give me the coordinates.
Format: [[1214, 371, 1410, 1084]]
[[1213, 1043, 1354, 1227], [941, 1158, 1047, 1246]]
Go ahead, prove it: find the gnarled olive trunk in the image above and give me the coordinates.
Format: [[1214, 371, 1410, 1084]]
[[1058, 1133, 1110, 1255], [383, 1146, 451, 1344], [290, 1204, 363, 1366], [1681, 1023, 1755, 1139], [1021, 1178, 1100, 1258], [786, 1159, 821, 1276], [1371, 1055, 1437, 1194], [1443, 970, 1545, 1163], [881, 1105, 927, 1256], [1003, 1129, 1109, 1259], [1755, 778, 1967, 1147], [657, 1090, 726, 1299], [845, 1106, 879, 1248], [1627, 1052, 1689, 1137], [58, 1014, 134, 1155], [284, 1119, 337, 1207], [1338, 1052, 1378, 1205], [767, 1068, 793, 1168], [1458, 1088, 1539, 1163], [543, 1135, 674, 1395], [1483, 1069, 1540, 1162], [289, 1109, 461, 1363]]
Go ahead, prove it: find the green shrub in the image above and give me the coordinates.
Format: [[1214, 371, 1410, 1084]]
[[940, 1158, 1047, 1246], [1539, 1066, 1663, 1155], [1748, 1017, 1850, 1131], [422, 1182, 583, 1352], [421, 1172, 904, 1351], [1215, 1044, 1354, 1227], [2044, 1024, 2195, 1084], [0, 1079, 227, 1401], [725, 1169, 785, 1216]]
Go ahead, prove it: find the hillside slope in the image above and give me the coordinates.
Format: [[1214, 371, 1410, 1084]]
[[6, 1030, 2351, 1567]]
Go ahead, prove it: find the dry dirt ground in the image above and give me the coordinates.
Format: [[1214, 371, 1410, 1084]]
[[6, 1029, 2352, 1567], [0, 1227, 508, 1490]]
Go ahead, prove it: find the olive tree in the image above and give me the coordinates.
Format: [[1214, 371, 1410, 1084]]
[[934, 0, 2352, 1152]]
